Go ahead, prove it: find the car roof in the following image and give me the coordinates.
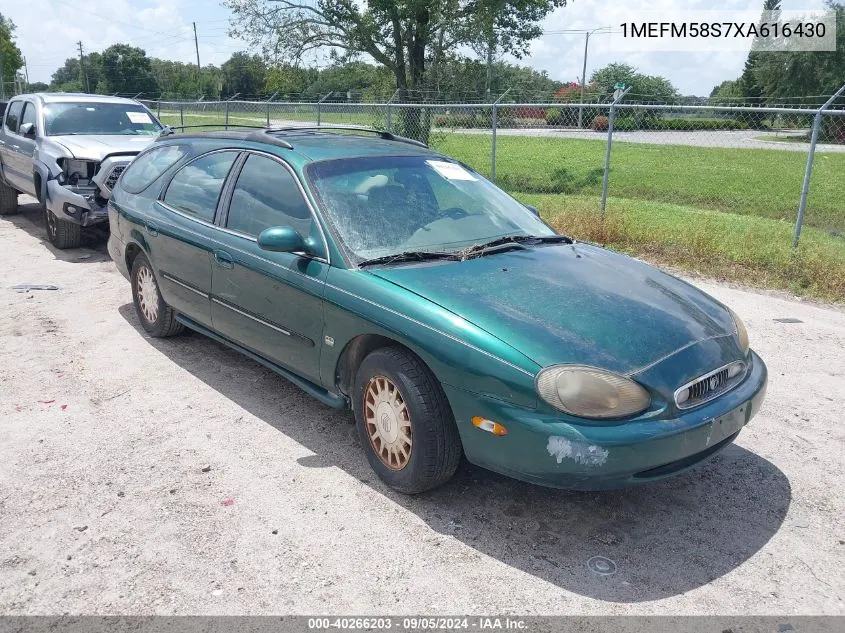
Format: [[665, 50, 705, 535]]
[[159, 127, 437, 162], [19, 93, 143, 105]]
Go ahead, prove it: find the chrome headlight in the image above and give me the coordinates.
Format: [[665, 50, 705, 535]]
[[536, 365, 651, 419], [728, 308, 750, 355]]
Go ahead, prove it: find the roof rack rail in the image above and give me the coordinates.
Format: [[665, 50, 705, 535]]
[[265, 125, 428, 148], [158, 123, 267, 136]]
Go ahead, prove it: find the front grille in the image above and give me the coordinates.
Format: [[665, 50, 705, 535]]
[[675, 361, 746, 409], [104, 165, 127, 191]]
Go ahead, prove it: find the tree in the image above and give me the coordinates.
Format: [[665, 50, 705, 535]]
[[29, 81, 49, 92], [99, 44, 159, 96], [589, 63, 679, 103], [225, 0, 567, 140], [50, 52, 103, 93], [0, 13, 23, 98], [221, 52, 267, 97], [709, 79, 744, 104], [739, 0, 782, 104]]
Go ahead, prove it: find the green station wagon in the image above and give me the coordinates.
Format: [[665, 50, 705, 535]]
[[108, 126, 767, 494]]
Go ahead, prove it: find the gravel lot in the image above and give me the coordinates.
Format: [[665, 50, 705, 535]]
[[1, 198, 843, 616]]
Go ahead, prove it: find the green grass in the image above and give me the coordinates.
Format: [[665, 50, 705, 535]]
[[432, 134, 845, 234], [519, 193, 845, 303]]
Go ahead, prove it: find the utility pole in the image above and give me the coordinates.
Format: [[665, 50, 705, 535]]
[[23, 56, 30, 91], [193, 22, 201, 70], [77, 41, 90, 93]]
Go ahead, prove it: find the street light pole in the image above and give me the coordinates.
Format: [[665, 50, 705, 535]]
[[577, 31, 591, 129]]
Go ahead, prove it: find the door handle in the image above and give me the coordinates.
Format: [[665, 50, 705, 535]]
[[10, 145, 20, 150], [214, 250, 234, 269], [145, 222, 159, 236]]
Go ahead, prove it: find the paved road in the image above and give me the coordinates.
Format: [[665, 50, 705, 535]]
[[1, 200, 843, 615]]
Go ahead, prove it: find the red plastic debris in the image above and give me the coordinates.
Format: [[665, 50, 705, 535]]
[[39, 400, 55, 404], [60, 404, 68, 411], [221, 498, 234, 507]]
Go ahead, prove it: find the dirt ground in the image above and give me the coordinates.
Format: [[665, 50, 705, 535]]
[[0, 197, 843, 616]]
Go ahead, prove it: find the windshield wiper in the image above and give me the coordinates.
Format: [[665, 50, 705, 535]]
[[460, 234, 572, 260], [358, 250, 461, 268]]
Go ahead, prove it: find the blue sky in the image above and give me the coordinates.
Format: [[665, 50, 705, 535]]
[[7, 0, 832, 96]]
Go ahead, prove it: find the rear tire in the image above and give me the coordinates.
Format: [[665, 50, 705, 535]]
[[353, 347, 462, 494], [130, 253, 184, 337], [0, 178, 18, 216], [44, 206, 82, 249]]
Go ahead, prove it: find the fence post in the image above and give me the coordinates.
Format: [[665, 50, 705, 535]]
[[793, 82, 845, 247], [490, 89, 511, 183], [385, 88, 399, 132], [600, 88, 631, 219], [225, 101, 230, 130], [317, 92, 333, 127], [157, 100, 161, 119], [179, 103, 184, 127]]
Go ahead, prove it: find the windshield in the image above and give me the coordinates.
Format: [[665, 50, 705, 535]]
[[307, 155, 555, 260], [43, 102, 162, 136]]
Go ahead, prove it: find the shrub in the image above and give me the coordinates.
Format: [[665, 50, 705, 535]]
[[545, 108, 564, 126], [591, 115, 609, 131]]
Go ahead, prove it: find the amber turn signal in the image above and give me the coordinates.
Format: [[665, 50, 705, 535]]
[[472, 416, 508, 436]]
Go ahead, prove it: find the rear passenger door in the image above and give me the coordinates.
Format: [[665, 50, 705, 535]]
[[209, 152, 329, 383], [152, 150, 240, 329]]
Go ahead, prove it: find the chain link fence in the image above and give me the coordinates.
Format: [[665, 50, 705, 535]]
[[142, 87, 845, 253]]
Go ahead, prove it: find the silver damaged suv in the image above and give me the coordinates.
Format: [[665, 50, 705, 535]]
[[0, 93, 162, 248]]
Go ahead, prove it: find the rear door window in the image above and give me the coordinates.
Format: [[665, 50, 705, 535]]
[[121, 145, 189, 193], [4, 100, 22, 133], [163, 151, 239, 223]]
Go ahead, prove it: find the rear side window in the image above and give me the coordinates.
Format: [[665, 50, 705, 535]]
[[226, 154, 312, 238], [121, 145, 189, 194], [163, 151, 238, 222], [4, 101, 22, 133]]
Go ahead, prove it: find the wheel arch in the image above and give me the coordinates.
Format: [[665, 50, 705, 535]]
[[334, 333, 433, 400]]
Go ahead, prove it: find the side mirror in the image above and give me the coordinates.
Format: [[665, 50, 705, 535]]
[[524, 204, 539, 217], [257, 226, 306, 253], [19, 122, 36, 139]]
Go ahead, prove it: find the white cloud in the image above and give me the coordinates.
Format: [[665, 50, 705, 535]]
[[9, 0, 243, 85]]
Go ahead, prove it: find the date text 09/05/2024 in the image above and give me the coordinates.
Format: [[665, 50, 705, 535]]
[[307, 617, 528, 630]]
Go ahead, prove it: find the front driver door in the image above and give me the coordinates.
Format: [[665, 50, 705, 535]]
[[210, 152, 329, 383]]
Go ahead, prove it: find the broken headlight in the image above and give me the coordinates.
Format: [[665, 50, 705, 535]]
[[57, 158, 97, 186], [536, 365, 651, 419]]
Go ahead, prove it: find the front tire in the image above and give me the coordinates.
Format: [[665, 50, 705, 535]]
[[353, 347, 462, 494], [130, 253, 184, 337], [0, 178, 18, 216], [44, 206, 81, 249]]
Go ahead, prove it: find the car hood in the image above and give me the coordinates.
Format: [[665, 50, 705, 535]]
[[368, 243, 737, 375], [50, 135, 155, 161]]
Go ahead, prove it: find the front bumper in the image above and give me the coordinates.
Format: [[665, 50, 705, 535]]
[[444, 350, 768, 490], [46, 179, 108, 227]]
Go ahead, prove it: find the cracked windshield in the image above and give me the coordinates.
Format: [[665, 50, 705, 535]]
[[307, 155, 555, 260]]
